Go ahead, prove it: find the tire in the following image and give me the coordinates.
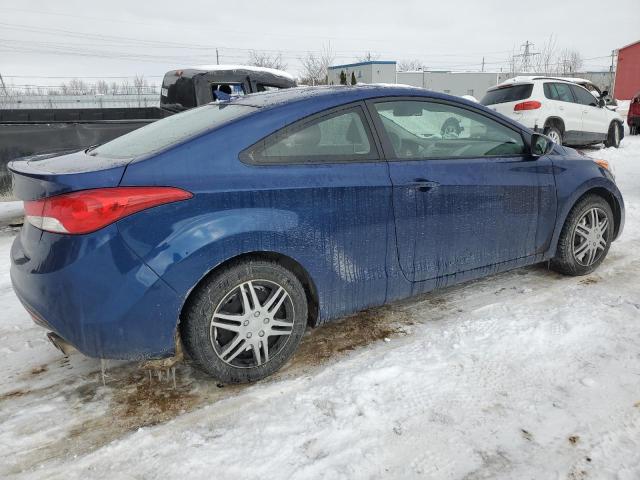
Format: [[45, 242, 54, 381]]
[[551, 195, 614, 276], [544, 125, 563, 145], [604, 122, 621, 148], [181, 259, 308, 383]]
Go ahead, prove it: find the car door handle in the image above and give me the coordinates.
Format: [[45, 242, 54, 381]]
[[408, 179, 440, 192]]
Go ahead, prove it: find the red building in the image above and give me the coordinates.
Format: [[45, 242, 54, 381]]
[[614, 40, 640, 100]]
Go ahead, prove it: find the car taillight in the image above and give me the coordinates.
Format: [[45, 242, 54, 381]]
[[24, 187, 192, 234], [514, 101, 542, 111]]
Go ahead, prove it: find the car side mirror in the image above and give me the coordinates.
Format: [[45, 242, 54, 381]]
[[598, 98, 606, 107], [530, 133, 554, 158]]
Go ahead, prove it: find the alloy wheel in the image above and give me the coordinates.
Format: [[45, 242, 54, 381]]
[[572, 207, 609, 267], [210, 280, 295, 368], [548, 130, 561, 144]]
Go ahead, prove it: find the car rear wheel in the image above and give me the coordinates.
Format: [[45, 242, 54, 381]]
[[551, 195, 613, 276], [604, 122, 621, 148], [181, 260, 308, 383], [544, 125, 563, 145]]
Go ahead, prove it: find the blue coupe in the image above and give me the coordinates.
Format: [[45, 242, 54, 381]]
[[9, 86, 624, 382]]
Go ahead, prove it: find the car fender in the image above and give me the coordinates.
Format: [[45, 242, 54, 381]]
[[548, 175, 624, 257]]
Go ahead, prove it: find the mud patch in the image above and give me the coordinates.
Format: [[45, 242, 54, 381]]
[[0, 389, 26, 401], [292, 307, 409, 367], [30, 365, 48, 376], [580, 277, 599, 285], [110, 371, 201, 427], [520, 429, 533, 441], [427, 296, 449, 309]]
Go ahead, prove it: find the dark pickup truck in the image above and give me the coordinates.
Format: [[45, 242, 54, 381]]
[[0, 66, 296, 196]]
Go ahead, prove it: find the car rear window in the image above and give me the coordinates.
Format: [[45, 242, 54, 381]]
[[480, 84, 534, 105], [90, 104, 255, 158]]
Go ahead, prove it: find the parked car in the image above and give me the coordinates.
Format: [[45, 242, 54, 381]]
[[481, 76, 625, 148], [629, 92, 640, 135], [9, 86, 624, 383]]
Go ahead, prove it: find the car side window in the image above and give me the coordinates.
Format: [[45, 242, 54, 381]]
[[373, 100, 526, 159], [544, 83, 575, 103], [570, 85, 599, 107], [241, 107, 378, 164]]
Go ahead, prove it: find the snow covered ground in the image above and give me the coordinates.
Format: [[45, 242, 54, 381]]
[[1, 138, 639, 480], [0, 201, 23, 225]]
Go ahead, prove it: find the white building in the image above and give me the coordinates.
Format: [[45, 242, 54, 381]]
[[327, 61, 397, 85], [396, 71, 512, 98]]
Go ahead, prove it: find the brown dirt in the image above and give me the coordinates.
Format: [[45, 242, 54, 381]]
[[30, 365, 48, 376], [0, 389, 27, 401], [292, 306, 409, 366]]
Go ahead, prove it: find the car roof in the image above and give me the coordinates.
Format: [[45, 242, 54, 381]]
[[230, 84, 444, 109], [493, 75, 593, 89]]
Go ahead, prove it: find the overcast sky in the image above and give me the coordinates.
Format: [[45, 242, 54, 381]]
[[1, 0, 638, 87]]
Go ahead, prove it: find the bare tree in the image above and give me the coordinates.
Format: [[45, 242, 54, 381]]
[[120, 78, 131, 95], [299, 43, 335, 85], [397, 59, 427, 71], [133, 75, 148, 95], [534, 35, 558, 73], [109, 81, 119, 95], [248, 50, 287, 70], [358, 51, 380, 62], [96, 80, 109, 95], [556, 49, 583, 75], [62, 78, 89, 95]]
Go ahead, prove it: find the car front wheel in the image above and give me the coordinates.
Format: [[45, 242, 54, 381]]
[[551, 195, 614, 276], [181, 259, 308, 383]]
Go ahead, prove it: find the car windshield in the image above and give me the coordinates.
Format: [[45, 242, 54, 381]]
[[90, 104, 255, 158], [481, 84, 534, 105]]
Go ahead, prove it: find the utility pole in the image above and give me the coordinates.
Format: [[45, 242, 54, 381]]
[[481, 57, 485, 72], [609, 49, 617, 96], [0, 73, 7, 96], [216, 49, 220, 65], [513, 40, 539, 73]]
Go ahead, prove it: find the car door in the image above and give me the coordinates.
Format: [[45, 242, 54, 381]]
[[368, 98, 556, 282], [544, 82, 583, 138], [239, 102, 393, 316], [569, 84, 608, 141]]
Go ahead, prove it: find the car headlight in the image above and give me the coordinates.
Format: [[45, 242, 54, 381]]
[[594, 158, 615, 179]]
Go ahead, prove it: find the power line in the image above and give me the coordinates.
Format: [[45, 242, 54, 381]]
[[513, 40, 540, 72]]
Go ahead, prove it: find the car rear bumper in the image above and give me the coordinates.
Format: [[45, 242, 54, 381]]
[[10, 223, 182, 360]]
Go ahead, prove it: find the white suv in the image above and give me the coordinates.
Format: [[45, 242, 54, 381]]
[[481, 76, 624, 148]]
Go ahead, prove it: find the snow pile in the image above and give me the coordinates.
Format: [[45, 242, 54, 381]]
[[0, 201, 23, 224], [189, 64, 296, 82], [0, 139, 639, 479]]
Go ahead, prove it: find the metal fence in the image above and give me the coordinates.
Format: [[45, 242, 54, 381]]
[[0, 94, 159, 110]]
